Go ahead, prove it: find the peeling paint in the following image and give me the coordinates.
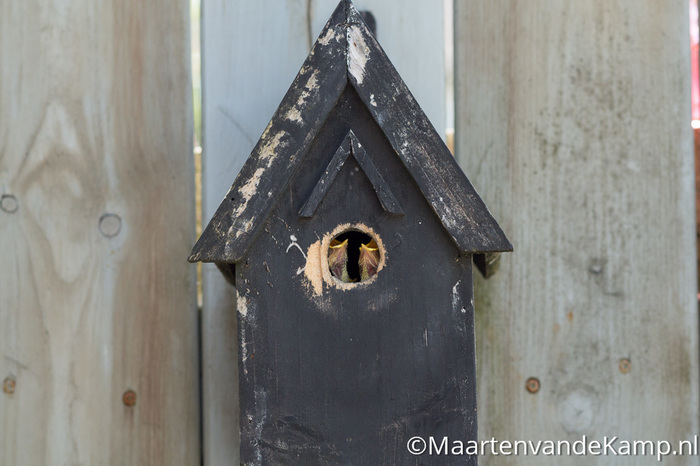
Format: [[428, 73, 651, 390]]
[[252, 388, 268, 463], [440, 212, 458, 230], [305, 70, 319, 91], [452, 280, 461, 311], [370, 94, 377, 107], [286, 71, 320, 123], [228, 130, 287, 227], [240, 324, 248, 375], [237, 289, 248, 316], [318, 27, 338, 46], [259, 131, 286, 166], [260, 120, 274, 141], [238, 168, 265, 206], [228, 218, 255, 243], [286, 107, 303, 123], [348, 26, 369, 84]]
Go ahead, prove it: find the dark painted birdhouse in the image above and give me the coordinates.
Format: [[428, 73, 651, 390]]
[[190, 1, 511, 464]]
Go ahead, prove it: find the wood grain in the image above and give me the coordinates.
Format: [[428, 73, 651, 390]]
[[201, 1, 447, 463], [0, 0, 198, 464], [235, 84, 478, 464], [455, 1, 698, 464]]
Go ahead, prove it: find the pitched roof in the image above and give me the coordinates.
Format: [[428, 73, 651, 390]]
[[189, 0, 512, 264]]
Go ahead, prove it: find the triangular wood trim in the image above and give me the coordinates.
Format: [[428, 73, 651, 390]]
[[348, 132, 403, 215], [298, 133, 352, 218], [298, 131, 403, 218]]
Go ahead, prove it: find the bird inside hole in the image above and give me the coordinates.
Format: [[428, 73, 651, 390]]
[[328, 233, 380, 283], [328, 238, 350, 282]]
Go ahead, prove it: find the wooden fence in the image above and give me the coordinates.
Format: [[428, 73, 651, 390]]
[[1, 0, 697, 464], [0, 0, 198, 464]]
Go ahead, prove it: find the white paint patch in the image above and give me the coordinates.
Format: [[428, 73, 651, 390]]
[[452, 280, 461, 310], [229, 167, 266, 228], [238, 168, 264, 204], [228, 131, 287, 226], [286, 70, 319, 124], [228, 218, 253, 241], [237, 290, 248, 316], [259, 131, 286, 166], [305, 71, 319, 91], [239, 329, 248, 374], [370, 94, 377, 107], [285, 107, 303, 123], [318, 28, 338, 46], [286, 235, 307, 259], [348, 26, 369, 84], [440, 213, 458, 230]]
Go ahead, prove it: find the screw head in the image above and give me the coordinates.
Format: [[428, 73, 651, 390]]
[[99, 213, 122, 238], [619, 358, 631, 374], [123, 390, 137, 406], [0, 194, 19, 214], [525, 377, 540, 394], [3, 377, 15, 394]]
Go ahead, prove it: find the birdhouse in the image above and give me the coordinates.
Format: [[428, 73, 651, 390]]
[[189, 1, 512, 463]]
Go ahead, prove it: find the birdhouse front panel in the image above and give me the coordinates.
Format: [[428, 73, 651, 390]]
[[234, 86, 477, 464]]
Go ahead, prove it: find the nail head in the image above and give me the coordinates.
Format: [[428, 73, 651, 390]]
[[526, 377, 540, 394], [619, 358, 631, 374], [123, 389, 137, 406], [3, 377, 16, 394]]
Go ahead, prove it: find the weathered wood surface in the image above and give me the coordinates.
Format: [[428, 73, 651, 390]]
[[192, 0, 508, 264], [201, 0, 446, 463], [237, 84, 478, 465], [0, 1, 198, 464], [196, 3, 509, 460], [299, 130, 404, 218], [455, 1, 698, 464]]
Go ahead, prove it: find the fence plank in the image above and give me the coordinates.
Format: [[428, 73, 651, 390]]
[[455, 1, 698, 464], [0, 1, 198, 464], [200, 1, 445, 462]]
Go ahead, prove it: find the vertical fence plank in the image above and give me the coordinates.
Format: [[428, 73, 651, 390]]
[[455, 1, 698, 464], [0, 0, 198, 464], [200, 1, 445, 463]]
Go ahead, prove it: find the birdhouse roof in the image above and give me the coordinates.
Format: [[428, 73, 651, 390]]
[[189, 0, 512, 264]]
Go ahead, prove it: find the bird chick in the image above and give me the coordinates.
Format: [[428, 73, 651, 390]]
[[328, 238, 350, 282], [358, 239, 379, 281]]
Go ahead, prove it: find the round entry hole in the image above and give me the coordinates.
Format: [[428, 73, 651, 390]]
[[328, 230, 380, 283]]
